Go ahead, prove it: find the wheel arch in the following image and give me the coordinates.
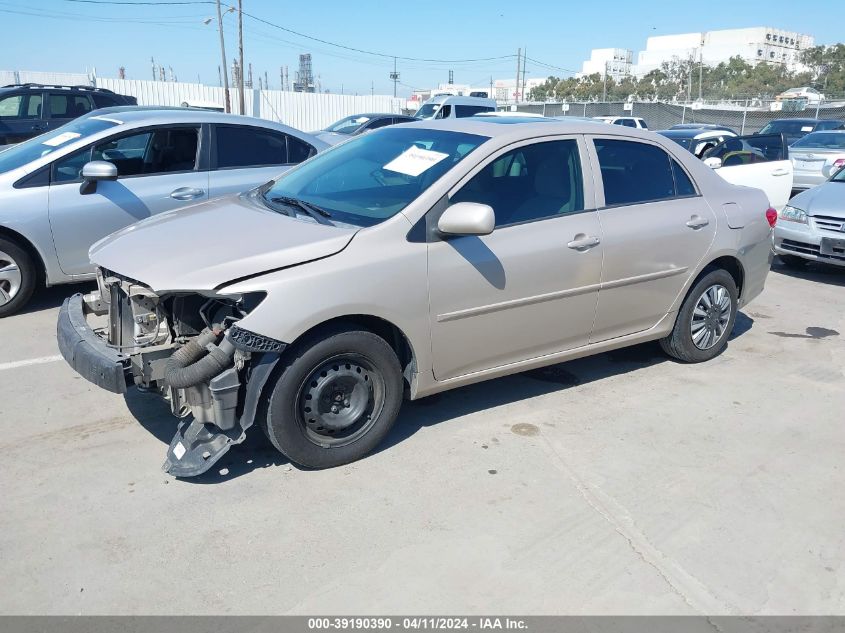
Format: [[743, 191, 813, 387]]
[[697, 255, 745, 298], [277, 314, 419, 396], [0, 225, 48, 285]]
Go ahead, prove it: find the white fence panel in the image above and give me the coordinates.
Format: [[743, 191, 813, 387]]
[[1, 70, 91, 86], [94, 78, 403, 131]]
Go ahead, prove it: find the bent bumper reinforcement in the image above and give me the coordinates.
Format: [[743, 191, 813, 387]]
[[57, 293, 130, 394]]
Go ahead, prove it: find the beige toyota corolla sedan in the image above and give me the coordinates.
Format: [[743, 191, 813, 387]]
[[59, 118, 776, 476]]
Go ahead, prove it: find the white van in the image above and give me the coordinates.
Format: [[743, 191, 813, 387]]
[[414, 95, 496, 120]]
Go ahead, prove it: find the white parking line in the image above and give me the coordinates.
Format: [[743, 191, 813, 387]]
[[0, 355, 63, 372]]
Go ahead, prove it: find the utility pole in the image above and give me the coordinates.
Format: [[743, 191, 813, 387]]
[[698, 45, 704, 101], [390, 57, 399, 98], [215, 0, 231, 113], [248, 62, 253, 89], [489, 75, 493, 100], [150, 56, 156, 81], [602, 61, 608, 101], [514, 48, 521, 103], [371, 80, 374, 96], [237, 0, 245, 114], [522, 48, 528, 101]]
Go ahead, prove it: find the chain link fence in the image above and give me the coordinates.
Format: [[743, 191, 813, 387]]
[[509, 100, 845, 134]]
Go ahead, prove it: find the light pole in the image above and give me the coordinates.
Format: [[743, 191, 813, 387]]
[[204, 2, 235, 113], [237, 0, 245, 115]]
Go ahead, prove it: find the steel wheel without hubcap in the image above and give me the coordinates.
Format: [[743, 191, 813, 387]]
[[0, 250, 22, 308], [690, 283, 732, 350], [297, 354, 386, 447]]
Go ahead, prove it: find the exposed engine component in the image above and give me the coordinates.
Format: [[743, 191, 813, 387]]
[[163, 328, 236, 389]]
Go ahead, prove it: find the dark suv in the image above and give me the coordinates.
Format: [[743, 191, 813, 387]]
[[0, 84, 137, 146]]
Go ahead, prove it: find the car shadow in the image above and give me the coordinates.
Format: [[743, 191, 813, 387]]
[[125, 313, 756, 483], [123, 389, 288, 483], [16, 281, 96, 316], [771, 257, 845, 287]]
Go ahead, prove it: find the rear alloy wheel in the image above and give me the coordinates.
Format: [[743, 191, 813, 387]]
[[264, 325, 403, 468], [660, 269, 738, 363], [0, 238, 37, 318]]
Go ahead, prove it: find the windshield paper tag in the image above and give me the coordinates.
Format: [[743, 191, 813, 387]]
[[384, 146, 450, 177], [42, 132, 81, 147], [801, 126, 813, 132]]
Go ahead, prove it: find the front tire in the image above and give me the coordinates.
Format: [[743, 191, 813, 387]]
[[0, 237, 37, 318], [263, 325, 403, 468], [660, 269, 738, 363]]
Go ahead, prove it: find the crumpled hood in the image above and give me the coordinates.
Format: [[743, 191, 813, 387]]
[[90, 193, 358, 292], [794, 182, 845, 219]]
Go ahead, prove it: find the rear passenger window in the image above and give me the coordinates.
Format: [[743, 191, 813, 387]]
[[48, 94, 92, 119], [287, 135, 317, 164], [216, 126, 286, 168], [454, 105, 494, 118], [450, 140, 584, 227], [595, 139, 675, 206], [215, 126, 315, 167], [672, 160, 696, 197]]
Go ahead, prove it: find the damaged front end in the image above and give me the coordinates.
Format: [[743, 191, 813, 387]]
[[57, 269, 284, 477]]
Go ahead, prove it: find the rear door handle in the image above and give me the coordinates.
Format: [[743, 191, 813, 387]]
[[686, 215, 710, 230], [567, 234, 601, 250], [771, 168, 790, 176], [170, 187, 205, 201]]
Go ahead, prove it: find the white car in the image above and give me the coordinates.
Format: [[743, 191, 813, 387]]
[[593, 116, 648, 129], [777, 87, 825, 105]]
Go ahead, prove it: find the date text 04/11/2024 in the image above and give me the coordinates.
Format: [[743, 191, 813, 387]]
[[307, 617, 528, 630]]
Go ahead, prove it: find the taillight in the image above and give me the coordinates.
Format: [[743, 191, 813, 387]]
[[833, 158, 845, 172], [766, 207, 777, 228]]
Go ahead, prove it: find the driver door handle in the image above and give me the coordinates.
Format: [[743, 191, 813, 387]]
[[771, 168, 790, 177], [170, 187, 205, 201], [567, 235, 601, 250], [686, 215, 710, 230]]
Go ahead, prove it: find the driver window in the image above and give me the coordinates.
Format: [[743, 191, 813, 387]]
[[94, 127, 199, 177], [450, 140, 584, 228]]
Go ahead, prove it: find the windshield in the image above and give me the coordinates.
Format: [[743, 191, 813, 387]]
[[833, 165, 845, 182], [660, 135, 693, 151], [0, 116, 120, 174], [325, 115, 372, 134], [791, 132, 845, 149], [759, 120, 815, 135], [263, 127, 487, 227], [414, 103, 440, 119]]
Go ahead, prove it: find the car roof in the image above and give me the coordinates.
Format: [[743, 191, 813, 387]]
[[76, 106, 326, 141], [658, 128, 731, 139], [424, 95, 497, 106], [399, 117, 624, 139]]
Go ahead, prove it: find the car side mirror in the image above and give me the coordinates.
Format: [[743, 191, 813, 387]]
[[703, 156, 722, 170], [80, 160, 118, 195], [437, 202, 495, 237]]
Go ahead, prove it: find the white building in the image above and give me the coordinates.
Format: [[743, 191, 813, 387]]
[[491, 77, 546, 102], [579, 48, 634, 79], [634, 27, 814, 76]]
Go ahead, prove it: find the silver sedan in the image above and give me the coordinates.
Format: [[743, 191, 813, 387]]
[[0, 106, 328, 316], [790, 130, 845, 191], [774, 165, 845, 268]]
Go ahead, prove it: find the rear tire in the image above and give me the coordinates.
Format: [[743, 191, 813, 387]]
[[0, 237, 37, 318], [660, 269, 738, 363], [263, 325, 403, 469], [779, 254, 808, 269]]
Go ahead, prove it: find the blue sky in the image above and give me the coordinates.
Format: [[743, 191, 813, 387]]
[[1, 0, 841, 95]]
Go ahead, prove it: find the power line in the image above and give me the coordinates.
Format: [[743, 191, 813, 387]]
[[61, 0, 519, 64]]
